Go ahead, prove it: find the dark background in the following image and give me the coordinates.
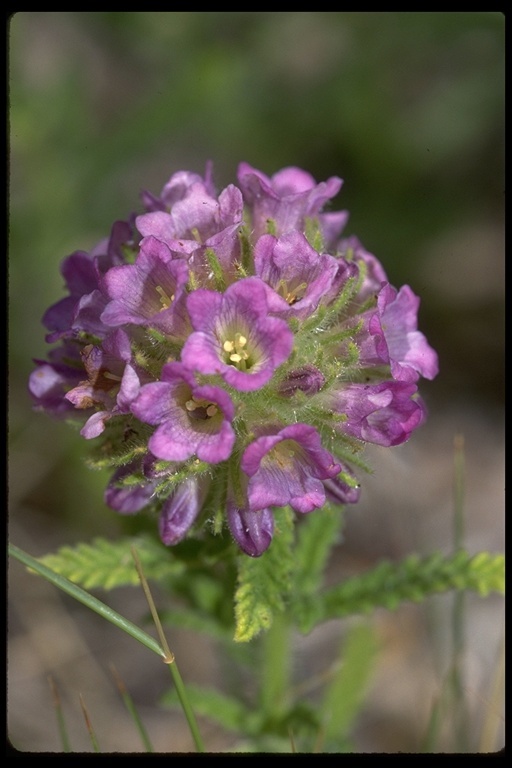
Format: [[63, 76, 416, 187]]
[[8, 12, 504, 753]]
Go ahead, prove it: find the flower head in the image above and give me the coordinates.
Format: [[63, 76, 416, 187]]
[[30, 160, 438, 554]]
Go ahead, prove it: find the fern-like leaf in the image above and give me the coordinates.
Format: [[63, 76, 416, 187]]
[[298, 549, 504, 632], [38, 535, 185, 590]]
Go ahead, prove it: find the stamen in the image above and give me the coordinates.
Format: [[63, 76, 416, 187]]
[[155, 285, 174, 310], [185, 396, 218, 420], [277, 279, 307, 305], [223, 332, 250, 368]]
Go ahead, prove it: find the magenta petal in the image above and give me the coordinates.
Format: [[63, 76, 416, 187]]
[[378, 284, 439, 382]]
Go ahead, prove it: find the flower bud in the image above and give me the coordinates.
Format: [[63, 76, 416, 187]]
[[278, 364, 326, 397]]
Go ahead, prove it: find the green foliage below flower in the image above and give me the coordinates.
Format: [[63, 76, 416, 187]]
[[36, 517, 504, 646], [38, 535, 186, 590]]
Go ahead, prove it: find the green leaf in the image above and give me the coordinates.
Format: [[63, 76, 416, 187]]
[[294, 505, 345, 596], [320, 622, 378, 747], [159, 607, 233, 642], [301, 550, 504, 631], [234, 507, 295, 642], [38, 535, 185, 590], [162, 683, 263, 736], [292, 505, 345, 632]]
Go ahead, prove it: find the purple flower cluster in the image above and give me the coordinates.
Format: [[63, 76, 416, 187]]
[[29, 162, 438, 556]]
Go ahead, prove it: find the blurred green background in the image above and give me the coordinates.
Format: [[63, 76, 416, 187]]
[[8, 12, 504, 753]]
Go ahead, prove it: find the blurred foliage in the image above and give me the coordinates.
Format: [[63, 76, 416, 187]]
[[9, 12, 504, 540]]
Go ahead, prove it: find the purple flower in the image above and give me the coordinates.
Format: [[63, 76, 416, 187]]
[[43, 220, 137, 343], [159, 477, 210, 546], [185, 224, 243, 287], [105, 462, 158, 514], [254, 232, 340, 319], [181, 277, 294, 391], [29, 343, 86, 417], [100, 236, 191, 337], [131, 362, 236, 463], [338, 282, 439, 384], [327, 381, 427, 447], [237, 162, 348, 244], [140, 165, 216, 213], [241, 424, 341, 514], [136, 179, 244, 248], [335, 236, 388, 304], [65, 329, 144, 438], [376, 283, 439, 382], [42, 251, 99, 342], [227, 497, 274, 557]]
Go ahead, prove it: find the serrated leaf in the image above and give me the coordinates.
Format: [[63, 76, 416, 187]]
[[38, 535, 185, 590], [234, 507, 295, 643], [302, 549, 504, 630]]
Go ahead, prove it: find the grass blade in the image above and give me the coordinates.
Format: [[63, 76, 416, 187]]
[[48, 676, 72, 753], [110, 664, 154, 753]]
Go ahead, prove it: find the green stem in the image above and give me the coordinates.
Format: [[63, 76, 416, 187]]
[[166, 660, 205, 752], [9, 544, 165, 658], [131, 546, 205, 753], [260, 610, 292, 720]]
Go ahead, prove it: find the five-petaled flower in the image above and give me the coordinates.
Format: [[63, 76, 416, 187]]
[[181, 276, 294, 392], [131, 362, 236, 463]]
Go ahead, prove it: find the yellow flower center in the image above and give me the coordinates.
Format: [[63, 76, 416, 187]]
[[223, 332, 250, 369], [263, 439, 298, 470], [185, 396, 218, 420]]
